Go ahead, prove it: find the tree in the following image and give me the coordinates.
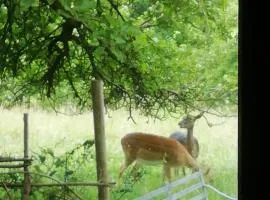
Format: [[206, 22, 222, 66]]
[[0, 0, 238, 119]]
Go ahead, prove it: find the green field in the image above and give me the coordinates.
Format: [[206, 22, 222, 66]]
[[0, 106, 237, 199]]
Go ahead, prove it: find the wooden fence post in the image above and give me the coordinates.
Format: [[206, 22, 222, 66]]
[[92, 79, 109, 200], [22, 113, 31, 200]]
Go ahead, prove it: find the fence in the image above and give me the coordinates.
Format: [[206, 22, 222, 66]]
[[136, 171, 237, 200], [0, 113, 115, 200]]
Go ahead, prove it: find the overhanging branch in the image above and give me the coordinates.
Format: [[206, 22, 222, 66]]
[[106, 0, 125, 21]]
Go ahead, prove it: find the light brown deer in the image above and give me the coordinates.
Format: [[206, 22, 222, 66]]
[[169, 131, 199, 176], [118, 132, 199, 183]]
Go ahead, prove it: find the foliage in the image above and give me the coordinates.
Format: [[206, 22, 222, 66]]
[[30, 139, 95, 199], [112, 166, 147, 199], [0, 139, 95, 199], [0, 0, 238, 118], [0, 171, 23, 199]]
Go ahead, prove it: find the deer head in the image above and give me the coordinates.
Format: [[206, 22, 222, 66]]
[[178, 112, 204, 129]]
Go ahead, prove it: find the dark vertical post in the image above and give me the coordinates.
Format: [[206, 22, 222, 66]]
[[92, 79, 109, 200], [22, 113, 31, 200]]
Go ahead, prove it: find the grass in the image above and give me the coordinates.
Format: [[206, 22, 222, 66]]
[[0, 106, 238, 199]]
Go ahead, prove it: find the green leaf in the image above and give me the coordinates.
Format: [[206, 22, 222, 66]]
[[38, 155, 46, 163], [114, 36, 126, 44], [46, 148, 54, 157], [49, 170, 57, 176], [20, 0, 38, 11], [65, 170, 74, 176], [75, 0, 96, 13], [94, 46, 106, 58], [34, 165, 42, 173], [55, 158, 64, 167], [111, 46, 125, 62]]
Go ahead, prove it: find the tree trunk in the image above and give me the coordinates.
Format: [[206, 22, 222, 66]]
[[92, 79, 109, 200], [22, 113, 31, 200]]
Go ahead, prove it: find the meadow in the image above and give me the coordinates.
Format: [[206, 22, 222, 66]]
[[0, 106, 238, 199]]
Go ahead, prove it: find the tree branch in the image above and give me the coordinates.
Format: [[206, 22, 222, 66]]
[[1, 171, 83, 200], [64, 58, 85, 106], [202, 115, 226, 127], [106, 0, 125, 21], [1, 182, 12, 200], [96, 0, 103, 16]]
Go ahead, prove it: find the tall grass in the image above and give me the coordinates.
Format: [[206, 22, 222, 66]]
[[0, 106, 237, 199]]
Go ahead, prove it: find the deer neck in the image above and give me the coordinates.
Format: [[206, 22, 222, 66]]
[[186, 127, 194, 154]]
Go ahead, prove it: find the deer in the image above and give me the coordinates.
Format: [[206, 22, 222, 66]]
[[173, 111, 213, 178], [178, 112, 204, 156], [169, 131, 199, 176], [118, 132, 199, 183]]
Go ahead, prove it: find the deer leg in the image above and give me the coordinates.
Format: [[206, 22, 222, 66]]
[[118, 156, 135, 183], [118, 162, 127, 180], [163, 165, 171, 183], [130, 161, 141, 181], [174, 168, 179, 177], [182, 167, 186, 176]]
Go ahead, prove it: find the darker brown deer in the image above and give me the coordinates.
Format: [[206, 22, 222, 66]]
[[118, 132, 199, 183], [170, 112, 204, 175], [178, 112, 204, 155]]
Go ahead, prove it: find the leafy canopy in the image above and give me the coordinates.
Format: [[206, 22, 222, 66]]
[[0, 0, 238, 118]]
